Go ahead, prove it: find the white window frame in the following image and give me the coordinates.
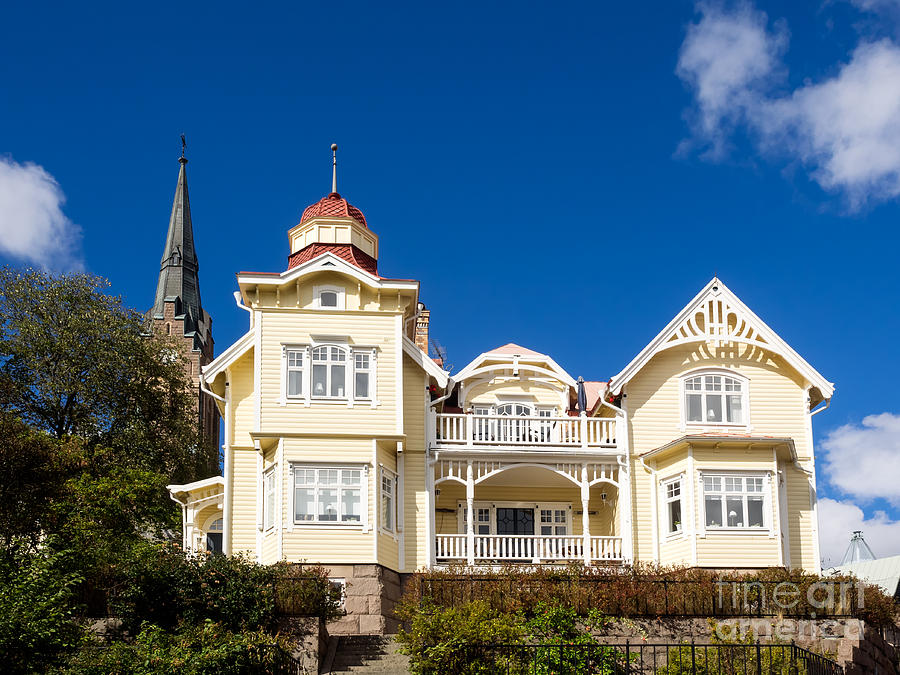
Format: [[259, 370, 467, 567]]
[[380, 467, 398, 534], [700, 472, 770, 533], [311, 344, 349, 399], [282, 343, 377, 406], [457, 501, 572, 535], [662, 476, 684, 537], [681, 369, 750, 429], [263, 468, 277, 531], [291, 464, 367, 527], [285, 347, 306, 400], [314, 284, 345, 310]]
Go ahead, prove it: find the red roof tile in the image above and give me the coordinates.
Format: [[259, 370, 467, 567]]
[[287, 243, 377, 275], [300, 192, 367, 228]]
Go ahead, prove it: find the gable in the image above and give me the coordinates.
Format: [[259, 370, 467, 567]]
[[609, 278, 834, 404]]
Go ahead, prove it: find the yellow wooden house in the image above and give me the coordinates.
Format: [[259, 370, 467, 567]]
[[169, 158, 833, 633]]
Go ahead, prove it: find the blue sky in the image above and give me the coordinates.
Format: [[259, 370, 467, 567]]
[[1, 0, 898, 565]]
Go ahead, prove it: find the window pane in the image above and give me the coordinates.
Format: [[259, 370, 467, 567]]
[[288, 370, 303, 396], [382, 493, 393, 530], [706, 375, 722, 391], [726, 497, 744, 527], [477, 524, 490, 534], [685, 377, 701, 391], [320, 291, 338, 307], [726, 394, 742, 423], [669, 500, 682, 532], [295, 488, 315, 521], [355, 371, 369, 398], [312, 346, 328, 361], [687, 394, 702, 422], [342, 489, 361, 522], [295, 469, 314, 485], [555, 525, 566, 535], [748, 497, 764, 527], [331, 365, 345, 397], [319, 489, 338, 521], [706, 395, 722, 422], [540, 509, 551, 523], [541, 525, 552, 535], [288, 351, 303, 367], [704, 476, 721, 492], [725, 477, 742, 492], [747, 477, 764, 492], [705, 496, 723, 527], [312, 365, 327, 396], [266, 485, 276, 529], [342, 470, 361, 486], [320, 469, 338, 485], [331, 347, 345, 361]]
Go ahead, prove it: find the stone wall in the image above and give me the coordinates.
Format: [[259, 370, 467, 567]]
[[326, 563, 403, 635], [592, 616, 899, 674], [278, 616, 327, 674]]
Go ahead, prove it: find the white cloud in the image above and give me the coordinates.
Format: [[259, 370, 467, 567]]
[[821, 412, 900, 505], [676, 2, 787, 157], [0, 157, 82, 271], [818, 497, 900, 567], [678, 3, 900, 208]]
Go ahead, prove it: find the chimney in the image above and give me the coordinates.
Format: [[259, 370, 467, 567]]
[[415, 305, 430, 355]]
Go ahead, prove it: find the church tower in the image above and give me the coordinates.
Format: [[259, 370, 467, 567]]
[[150, 145, 220, 472]]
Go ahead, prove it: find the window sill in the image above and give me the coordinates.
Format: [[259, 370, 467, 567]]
[[280, 398, 381, 407], [702, 528, 770, 535], [664, 531, 685, 542], [290, 522, 366, 529], [684, 422, 749, 430]]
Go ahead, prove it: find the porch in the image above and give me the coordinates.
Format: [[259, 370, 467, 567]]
[[435, 412, 617, 451], [429, 460, 630, 566]]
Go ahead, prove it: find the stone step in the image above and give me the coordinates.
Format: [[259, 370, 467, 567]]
[[324, 635, 410, 674]]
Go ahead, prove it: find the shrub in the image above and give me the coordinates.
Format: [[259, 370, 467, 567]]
[[0, 547, 84, 674], [406, 563, 899, 627], [60, 620, 293, 675], [108, 542, 342, 633]]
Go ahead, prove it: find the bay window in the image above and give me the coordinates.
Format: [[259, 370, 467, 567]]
[[684, 372, 747, 425], [381, 468, 397, 533], [263, 469, 276, 530], [664, 478, 683, 534], [702, 474, 767, 530], [293, 466, 363, 525]]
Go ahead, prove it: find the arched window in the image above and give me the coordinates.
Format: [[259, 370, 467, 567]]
[[206, 517, 224, 554], [315, 285, 345, 310], [683, 371, 747, 425], [312, 345, 348, 398]]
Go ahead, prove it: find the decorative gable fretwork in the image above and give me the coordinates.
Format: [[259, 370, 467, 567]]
[[434, 459, 621, 488], [609, 278, 834, 400], [664, 294, 768, 349]]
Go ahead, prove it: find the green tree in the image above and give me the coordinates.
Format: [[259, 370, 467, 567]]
[[0, 411, 76, 555], [0, 267, 214, 481]]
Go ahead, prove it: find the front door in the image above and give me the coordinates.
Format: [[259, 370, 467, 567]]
[[496, 508, 534, 560]]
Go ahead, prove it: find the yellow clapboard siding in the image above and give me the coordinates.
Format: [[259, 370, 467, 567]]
[[231, 447, 258, 555], [402, 354, 429, 571], [627, 343, 816, 570], [257, 311, 399, 435], [230, 352, 255, 448]]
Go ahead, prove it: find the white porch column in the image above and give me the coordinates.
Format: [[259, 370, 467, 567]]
[[616, 414, 634, 563], [466, 460, 475, 566], [425, 452, 436, 568], [581, 463, 591, 566]]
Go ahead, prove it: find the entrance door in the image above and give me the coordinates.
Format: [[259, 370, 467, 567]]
[[496, 508, 534, 560]]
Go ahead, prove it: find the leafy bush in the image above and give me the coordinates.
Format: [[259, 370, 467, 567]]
[[108, 542, 342, 633], [406, 563, 899, 627], [60, 621, 294, 675], [396, 599, 627, 675], [0, 547, 84, 674]]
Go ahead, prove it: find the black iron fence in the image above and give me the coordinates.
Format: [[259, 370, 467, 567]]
[[418, 577, 862, 619], [431, 641, 843, 675]]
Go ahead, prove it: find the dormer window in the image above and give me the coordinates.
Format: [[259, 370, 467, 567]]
[[683, 371, 747, 425], [315, 285, 345, 310]]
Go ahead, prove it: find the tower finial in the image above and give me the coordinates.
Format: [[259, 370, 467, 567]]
[[180, 134, 187, 164], [331, 143, 338, 194]]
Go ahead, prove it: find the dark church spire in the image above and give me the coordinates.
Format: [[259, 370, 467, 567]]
[[151, 141, 210, 349]]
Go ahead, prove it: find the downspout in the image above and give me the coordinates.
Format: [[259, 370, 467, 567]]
[[199, 373, 226, 404]]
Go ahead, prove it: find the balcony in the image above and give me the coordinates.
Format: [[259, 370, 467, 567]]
[[434, 413, 617, 451], [435, 534, 623, 564]]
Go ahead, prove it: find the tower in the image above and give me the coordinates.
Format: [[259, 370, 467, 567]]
[[150, 144, 220, 473]]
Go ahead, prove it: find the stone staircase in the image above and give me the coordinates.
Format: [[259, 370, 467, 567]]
[[322, 634, 410, 674]]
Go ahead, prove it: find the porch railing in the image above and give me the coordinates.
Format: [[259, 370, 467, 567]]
[[434, 413, 616, 449], [435, 534, 623, 563]]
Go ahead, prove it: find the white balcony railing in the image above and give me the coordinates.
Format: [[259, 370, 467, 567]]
[[435, 534, 623, 563], [435, 413, 616, 449]]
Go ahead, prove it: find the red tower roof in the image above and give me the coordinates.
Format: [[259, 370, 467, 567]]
[[300, 192, 367, 228]]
